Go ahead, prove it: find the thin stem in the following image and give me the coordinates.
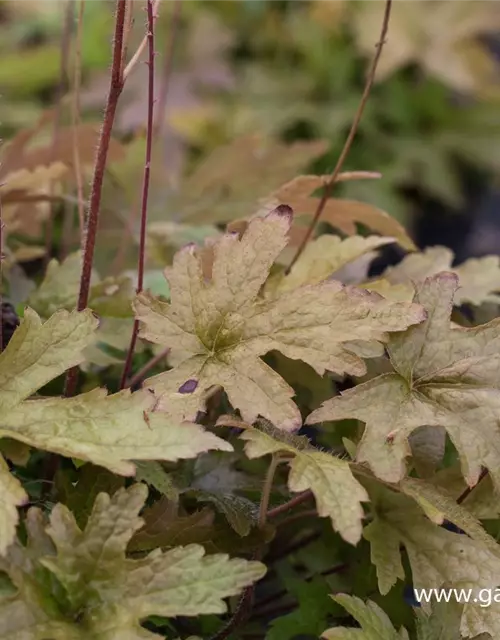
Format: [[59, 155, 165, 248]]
[[0, 199, 3, 353], [71, 0, 86, 245], [267, 489, 313, 519], [286, 0, 393, 274], [155, 0, 182, 136], [275, 508, 318, 528], [125, 346, 170, 389], [123, 0, 161, 81], [210, 453, 281, 640], [259, 454, 281, 528], [457, 468, 489, 505], [120, 0, 157, 389], [64, 0, 128, 397]]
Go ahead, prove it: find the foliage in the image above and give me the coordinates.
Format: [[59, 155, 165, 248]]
[[2, 1, 500, 639]]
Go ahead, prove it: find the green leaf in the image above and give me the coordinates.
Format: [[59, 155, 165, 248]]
[[308, 273, 500, 486], [415, 599, 463, 640], [0, 307, 231, 552], [189, 490, 257, 536], [134, 211, 425, 430], [47, 486, 265, 628], [3, 391, 232, 476], [266, 234, 396, 294], [240, 424, 368, 544], [322, 594, 409, 639], [363, 518, 405, 596], [0, 508, 80, 640], [28, 251, 134, 318], [133, 461, 179, 501], [1, 486, 265, 638], [54, 464, 124, 529], [266, 577, 337, 639]]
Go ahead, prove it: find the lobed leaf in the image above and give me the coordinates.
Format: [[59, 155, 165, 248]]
[[135, 212, 426, 431], [240, 426, 368, 544], [322, 594, 409, 639], [308, 273, 500, 486]]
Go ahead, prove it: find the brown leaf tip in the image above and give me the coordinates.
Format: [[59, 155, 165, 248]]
[[272, 203, 294, 219], [178, 378, 199, 394]]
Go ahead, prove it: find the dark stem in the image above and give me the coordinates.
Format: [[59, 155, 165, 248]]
[[457, 468, 489, 504], [120, 0, 157, 389], [124, 346, 170, 389], [64, 0, 127, 397], [210, 455, 281, 640], [286, 0, 393, 274], [266, 489, 313, 519]]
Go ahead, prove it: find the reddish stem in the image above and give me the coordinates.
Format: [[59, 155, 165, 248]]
[[266, 489, 313, 519], [286, 0, 393, 273], [120, 0, 156, 389], [64, 0, 127, 396]]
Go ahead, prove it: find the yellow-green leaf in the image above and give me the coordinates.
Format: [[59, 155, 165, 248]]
[[134, 211, 425, 430], [308, 273, 500, 486], [240, 425, 368, 544]]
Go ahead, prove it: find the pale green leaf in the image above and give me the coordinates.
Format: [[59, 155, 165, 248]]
[[0, 439, 30, 466], [0, 307, 230, 547], [308, 273, 500, 486], [0, 455, 27, 555], [240, 426, 368, 544], [134, 212, 425, 430], [400, 477, 498, 553], [2, 391, 232, 476], [133, 461, 179, 500], [267, 235, 395, 294], [0, 308, 98, 412], [0, 508, 80, 640], [2, 486, 265, 639], [366, 489, 500, 638], [383, 246, 500, 306], [322, 594, 407, 639], [415, 599, 463, 640], [28, 251, 134, 318], [363, 518, 404, 595]]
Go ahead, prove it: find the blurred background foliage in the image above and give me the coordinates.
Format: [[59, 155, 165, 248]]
[[0, 0, 499, 282]]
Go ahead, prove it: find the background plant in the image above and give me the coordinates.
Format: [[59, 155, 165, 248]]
[[1, 1, 500, 639]]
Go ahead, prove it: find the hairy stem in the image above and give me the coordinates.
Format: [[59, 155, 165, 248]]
[[267, 489, 313, 519], [120, 0, 157, 389], [286, 0, 393, 273], [210, 454, 281, 640], [64, 0, 127, 397], [123, 0, 161, 80]]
